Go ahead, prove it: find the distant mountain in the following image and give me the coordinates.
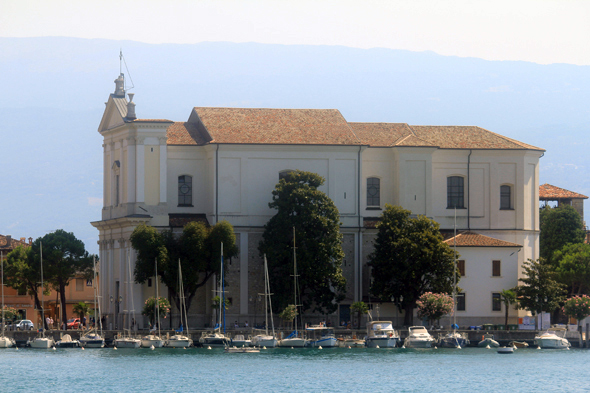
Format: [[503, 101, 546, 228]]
[[1, 37, 589, 253]]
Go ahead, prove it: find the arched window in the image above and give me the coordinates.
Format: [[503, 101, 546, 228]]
[[367, 177, 380, 207], [500, 185, 512, 210], [447, 176, 464, 209], [178, 175, 192, 206]]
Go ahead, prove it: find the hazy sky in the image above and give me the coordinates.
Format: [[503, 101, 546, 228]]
[[1, 0, 589, 65]]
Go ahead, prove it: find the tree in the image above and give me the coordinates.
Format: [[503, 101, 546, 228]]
[[279, 305, 298, 330], [514, 258, 566, 318], [500, 289, 516, 330], [130, 220, 238, 323], [553, 243, 590, 295], [38, 230, 94, 331], [5, 245, 49, 329], [540, 205, 585, 265], [562, 295, 590, 331], [72, 302, 91, 325], [416, 292, 454, 326], [350, 301, 368, 329], [142, 296, 171, 326], [259, 170, 346, 315], [368, 204, 458, 326]]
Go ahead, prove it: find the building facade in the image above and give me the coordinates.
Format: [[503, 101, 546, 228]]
[[92, 74, 543, 328]]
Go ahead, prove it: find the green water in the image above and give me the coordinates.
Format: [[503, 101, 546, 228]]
[[0, 347, 587, 392]]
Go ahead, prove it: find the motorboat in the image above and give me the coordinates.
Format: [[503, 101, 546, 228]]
[[79, 330, 105, 348], [403, 326, 435, 348], [55, 334, 80, 348], [199, 330, 231, 347], [337, 336, 365, 348], [224, 346, 260, 353], [306, 325, 337, 347], [0, 335, 15, 348], [232, 334, 253, 347], [365, 321, 399, 348], [509, 341, 529, 348], [534, 328, 570, 349], [477, 333, 500, 347], [438, 331, 470, 348], [497, 346, 514, 354]]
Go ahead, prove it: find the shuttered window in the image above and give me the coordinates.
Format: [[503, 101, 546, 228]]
[[492, 260, 501, 277]]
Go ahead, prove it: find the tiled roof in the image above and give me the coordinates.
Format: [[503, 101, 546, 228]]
[[0, 235, 30, 250], [167, 122, 211, 145], [539, 184, 588, 200], [349, 123, 423, 147], [444, 231, 522, 247], [191, 107, 360, 145], [132, 119, 173, 123]]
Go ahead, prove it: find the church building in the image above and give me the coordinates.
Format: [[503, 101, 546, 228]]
[[92, 73, 544, 329]]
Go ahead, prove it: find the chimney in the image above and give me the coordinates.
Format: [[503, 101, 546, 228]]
[[114, 73, 125, 97], [126, 93, 136, 120], [5, 235, 11, 246]]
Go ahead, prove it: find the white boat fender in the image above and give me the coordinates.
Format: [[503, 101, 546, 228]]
[[15, 347, 18, 351], [113, 346, 117, 350], [434, 346, 437, 349], [263, 346, 267, 349], [52, 347, 56, 351], [348, 346, 351, 349], [318, 346, 322, 349], [376, 345, 380, 349], [291, 347, 294, 349], [81, 347, 85, 350], [183, 347, 186, 350], [207, 346, 212, 350], [457, 345, 461, 349], [150, 345, 155, 350], [486, 345, 490, 349]]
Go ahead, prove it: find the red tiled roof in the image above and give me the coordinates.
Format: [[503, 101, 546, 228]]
[[0, 235, 30, 250], [444, 231, 521, 247], [539, 184, 588, 200], [167, 122, 211, 145], [349, 123, 426, 147], [193, 107, 361, 145], [410, 126, 543, 150]]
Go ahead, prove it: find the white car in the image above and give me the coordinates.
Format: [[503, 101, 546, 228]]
[[15, 319, 35, 331]]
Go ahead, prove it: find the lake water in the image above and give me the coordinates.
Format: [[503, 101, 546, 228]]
[[0, 346, 587, 392]]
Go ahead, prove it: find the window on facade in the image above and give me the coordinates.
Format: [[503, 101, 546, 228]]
[[457, 260, 465, 276], [17, 287, 26, 296], [447, 176, 464, 208], [500, 185, 512, 210], [76, 279, 84, 292], [457, 293, 466, 311], [178, 175, 193, 206], [279, 170, 294, 181], [492, 293, 502, 311], [492, 260, 501, 277], [367, 177, 381, 207], [147, 278, 152, 288]]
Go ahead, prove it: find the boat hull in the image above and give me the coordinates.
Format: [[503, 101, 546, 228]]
[[366, 337, 398, 348], [165, 335, 193, 348], [0, 336, 15, 348], [534, 337, 570, 349], [404, 338, 434, 348], [141, 336, 164, 348], [200, 336, 231, 347], [478, 338, 500, 347], [338, 339, 366, 348], [80, 339, 105, 348], [250, 335, 277, 348], [28, 337, 55, 349], [113, 338, 141, 348], [497, 346, 514, 354], [278, 337, 308, 347], [309, 336, 337, 347], [438, 333, 470, 348]]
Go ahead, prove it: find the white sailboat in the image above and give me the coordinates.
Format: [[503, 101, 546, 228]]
[[278, 228, 308, 348], [80, 256, 105, 348], [28, 241, 55, 349], [200, 242, 231, 347], [0, 254, 16, 348], [113, 256, 141, 348], [141, 259, 164, 348], [165, 260, 193, 348], [251, 254, 278, 348]]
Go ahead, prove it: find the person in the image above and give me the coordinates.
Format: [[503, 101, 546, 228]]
[[49, 317, 53, 329], [82, 316, 87, 328], [234, 321, 239, 328], [46, 316, 51, 330], [244, 321, 249, 328]]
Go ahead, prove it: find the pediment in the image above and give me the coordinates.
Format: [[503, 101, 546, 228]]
[[98, 95, 128, 133]]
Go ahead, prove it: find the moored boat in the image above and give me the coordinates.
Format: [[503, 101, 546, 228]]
[[509, 340, 529, 348], [497, 346, 514, 354], [438, 331, 470, 348], [28, 242, 55, 349], [403, 326, 435, 348], [337, 336, 365, 348], [306, 325, 337, 347], [477, 333, 499, 348], [365, 321, 399, 348], [534, 327, 570, 349], [55, 334, 80, 348]]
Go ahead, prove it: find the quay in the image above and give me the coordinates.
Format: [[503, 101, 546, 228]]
[[3, 327, 588, 348]]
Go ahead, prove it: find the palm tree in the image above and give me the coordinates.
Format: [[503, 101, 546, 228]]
[[72, 301, 92, 328], [350, 301, 369, 329], [500, 290, 517, 331]]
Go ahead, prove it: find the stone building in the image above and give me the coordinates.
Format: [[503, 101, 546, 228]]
[[92, 73, 544, 328]]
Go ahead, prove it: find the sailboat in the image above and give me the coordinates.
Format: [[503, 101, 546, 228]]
[[28, 241, 55, 349], [0, 254, 16, 348], [141, 259, 164, 348], [79, 256, 105, 348], [438, 207, 469, 348], [165, 260, 193, 348], [251, 254, 278, 348], [113, 255, 141, 348], [199, 242, 231, 347], [278, 228, 308, 348]]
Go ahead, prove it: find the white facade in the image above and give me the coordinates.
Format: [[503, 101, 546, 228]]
[[92, 75, 543, 328]]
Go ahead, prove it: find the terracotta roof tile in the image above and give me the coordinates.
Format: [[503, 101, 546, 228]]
[[444, 231, 522, 247], [0, 235, 30, 250], [539, 184, 588, 200], [167, 122, 211, 145], [349, 123, 423, 147], [191, 107, 361, 145]]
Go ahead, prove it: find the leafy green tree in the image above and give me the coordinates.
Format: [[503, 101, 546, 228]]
[[514, 258, 566, 318], [5, 246, 47, 327], [540, 205, 585, 265], [368, 204, 457, 326], [562, 295, 590, 330], [39, 230, 94, 331], [142, 297, 171, 326], [553, 243, 590, 295], [500, 289, 517, 330], [279, 305, 298, 330], [130, 221, 238, 319], [72, 302, 92, 324], [416, 292, 454, 326], [350, 301, 368, 329], [259, 170, 346, 315]]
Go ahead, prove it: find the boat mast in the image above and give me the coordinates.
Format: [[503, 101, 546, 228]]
[[178, 259, 189, 333], [220, 242, 225, 334], [264, 254, 276, 338], [1, 254, 4, 337], [453, 207, 457, 331], [292, 226, 298, 335], [155, 258, 160, 337], [40, 241, 44, 338]]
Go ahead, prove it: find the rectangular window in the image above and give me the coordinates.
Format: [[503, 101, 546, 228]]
[[17, 287, 26, 296], [456, 293, 466, 311], [492, 260, 501, 277], [147, 278, 152, 288], [492, 293, 502, 311], [500, 185, 512, 210], [457, 260, 465, 276], [178, 175, 193, 206], [447, 176, 464, 208], [76, 279, 84, 291], [367, 177, 381, 207]]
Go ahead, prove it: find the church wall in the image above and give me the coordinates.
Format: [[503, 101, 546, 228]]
[[362, 148, 394, 217], [167, 146, 209, 214], [144, 142, 160, 206]]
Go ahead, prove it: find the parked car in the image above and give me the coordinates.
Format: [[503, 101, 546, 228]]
[[67, 318, 81, 329], [15, 319, 35, 331]]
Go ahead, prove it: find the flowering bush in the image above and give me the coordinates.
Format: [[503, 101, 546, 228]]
[[1, 306, 19, 321], [142, 297, 171, 324], [417, 292, 454, 325], [562, 295, 590, 325]]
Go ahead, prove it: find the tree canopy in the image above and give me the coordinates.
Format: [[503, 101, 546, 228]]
[[514, 258, 566, 315], [130, 220, 238, 317], [368, 204, 457, 326], [540, 205, 585, 265], [553, 243, 590, 295], [259, 170, 346, 315]]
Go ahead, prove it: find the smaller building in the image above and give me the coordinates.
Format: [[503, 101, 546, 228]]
[[539, 183, 588, 222]]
